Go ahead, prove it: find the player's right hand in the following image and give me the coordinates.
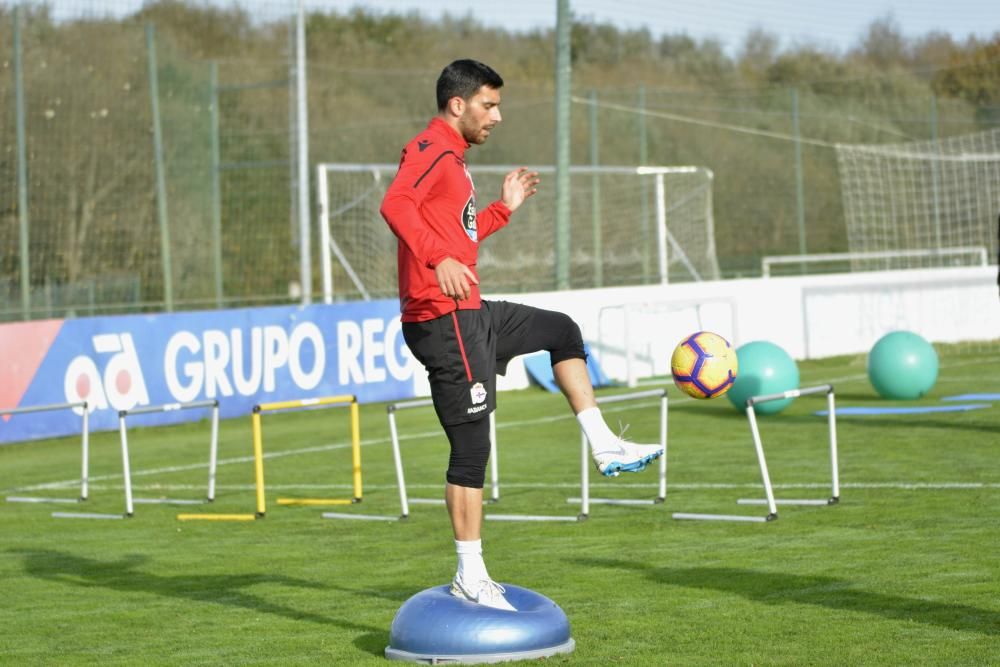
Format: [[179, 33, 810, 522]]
[[435, 257, 478, 301]]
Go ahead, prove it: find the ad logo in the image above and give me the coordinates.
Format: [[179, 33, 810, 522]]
[[63, 333, 150, 413]]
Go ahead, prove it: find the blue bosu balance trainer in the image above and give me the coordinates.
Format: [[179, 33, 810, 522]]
[[385, 584, 575, 664]]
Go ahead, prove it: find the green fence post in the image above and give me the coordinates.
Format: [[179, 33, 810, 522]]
[[638, 84, 650, 283], [554, 0, 572, 290], [210, 61, 224, 308], [791, 87, 807, 273], [589, 90, 602, 287], [14, 7, 31, 319], [929, 94, 943, 249], [146, 23, 173, 312]]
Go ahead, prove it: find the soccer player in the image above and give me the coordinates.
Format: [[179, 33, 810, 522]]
[[380, 59, 663, 611]]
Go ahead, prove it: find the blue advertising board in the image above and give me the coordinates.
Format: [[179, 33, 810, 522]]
[[0, 300, 422, 444]]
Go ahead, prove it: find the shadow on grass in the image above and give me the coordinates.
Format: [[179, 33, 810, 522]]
[[10, 547, 389, 652], [320, 582, 428, 656], [573, 557, 999, 636], [325, 581, 414, 604]]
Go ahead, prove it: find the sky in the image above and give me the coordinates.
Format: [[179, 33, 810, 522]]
[[32, 0, 999, 56], [305, 0, 999, 55]]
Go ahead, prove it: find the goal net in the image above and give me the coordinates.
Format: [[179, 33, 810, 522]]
[[317, 164, 718, 302], [834, 129, 1000, 271]]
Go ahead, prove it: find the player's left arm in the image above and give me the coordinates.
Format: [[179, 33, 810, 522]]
[[477, 167, 540, 240]]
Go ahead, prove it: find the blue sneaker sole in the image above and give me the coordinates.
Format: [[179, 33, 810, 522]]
[[600, 450, 664, 477]]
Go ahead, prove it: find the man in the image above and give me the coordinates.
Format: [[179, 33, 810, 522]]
[[380, 59, 663, 611]]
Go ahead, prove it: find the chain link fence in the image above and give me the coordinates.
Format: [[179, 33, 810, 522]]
[[2, 1, 998, 322]]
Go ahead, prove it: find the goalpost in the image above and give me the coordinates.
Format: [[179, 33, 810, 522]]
[[316, 163, 718, 302], [835, 128, 1000, 272]]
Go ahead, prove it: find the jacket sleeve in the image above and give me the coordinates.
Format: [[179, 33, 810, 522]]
[[380, 148, 453, 268], [476, 200, 512, 241]]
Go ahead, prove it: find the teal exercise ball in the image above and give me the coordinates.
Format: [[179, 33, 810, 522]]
[[726, 341, 800, 415], [867, 331, 938, 400]]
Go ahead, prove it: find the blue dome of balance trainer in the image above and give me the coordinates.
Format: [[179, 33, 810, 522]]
[[385, 584, 574, 663]]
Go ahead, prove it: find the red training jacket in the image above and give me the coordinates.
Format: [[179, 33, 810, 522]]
[[380, 117, 511, 322]]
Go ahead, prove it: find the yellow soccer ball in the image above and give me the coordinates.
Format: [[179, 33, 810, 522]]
[[671, 331, 738, 399]]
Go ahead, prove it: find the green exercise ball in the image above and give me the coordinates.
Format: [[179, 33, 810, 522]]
[[726, 341, 800, 415], [867, 331, 939, 400]]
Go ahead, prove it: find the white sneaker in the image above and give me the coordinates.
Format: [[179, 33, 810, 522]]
[[450, 575, 517, 611], [592, 437, 664, 477]]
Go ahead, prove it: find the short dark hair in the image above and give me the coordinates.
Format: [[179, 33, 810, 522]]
[[436, 59, 504, 111]]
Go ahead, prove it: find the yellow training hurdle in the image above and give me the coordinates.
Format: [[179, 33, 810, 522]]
[[177, 394, 360, 521], [259, 395, 362, 507]]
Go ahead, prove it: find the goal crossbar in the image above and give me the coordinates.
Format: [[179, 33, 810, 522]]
[[762, 246, 988, 277], [316, 162, 718, 303]]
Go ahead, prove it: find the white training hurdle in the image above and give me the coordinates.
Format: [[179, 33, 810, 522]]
[[118, 399, 220, 517], [386, 389, 668, 523], [5, 401, 90, 505], [672, 383, 839, 522], [384, 398, 499, 520], [53, 399, 221, 520], [737, 384, 840, 507], [564, 388, 668, 517], [489, 388, 667, 522]]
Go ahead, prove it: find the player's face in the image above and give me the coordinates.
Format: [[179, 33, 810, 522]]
[[458, 85, 502, 145]]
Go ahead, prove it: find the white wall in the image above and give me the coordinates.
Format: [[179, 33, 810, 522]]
[[485, 265, 999, 390]]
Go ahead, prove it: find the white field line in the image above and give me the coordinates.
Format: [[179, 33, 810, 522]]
[[74, 481, 1000, 492]]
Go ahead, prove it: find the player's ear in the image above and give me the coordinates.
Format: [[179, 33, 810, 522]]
[[447, 96, 465, 117]]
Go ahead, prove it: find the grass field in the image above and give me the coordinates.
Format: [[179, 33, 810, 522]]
[[2, 351, 999, 665]]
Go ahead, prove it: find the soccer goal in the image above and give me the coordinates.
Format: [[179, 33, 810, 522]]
[[835, 128, 1000, 271], [316, 163, 718, 301]]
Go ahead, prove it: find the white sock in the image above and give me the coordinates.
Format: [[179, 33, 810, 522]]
[[455, 539, 488, 583], [576, 407, 616, 451]]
